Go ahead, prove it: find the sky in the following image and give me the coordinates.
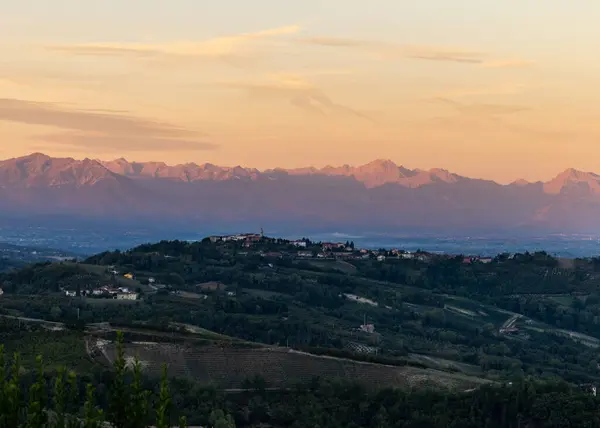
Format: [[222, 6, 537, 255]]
[[2, 1, 600, 183]]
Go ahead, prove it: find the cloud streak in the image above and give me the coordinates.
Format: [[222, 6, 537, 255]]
[[434, 98, 530, 115], [401, 46, 485, 64], [480, 59, 535, 69], [221, 75, 374, 122], [47, 25, 301, 61], [429, 83, 530, 99], [0, 98, 214, 152], [300, 36, 531, 67], [35, 133, 216, 152]]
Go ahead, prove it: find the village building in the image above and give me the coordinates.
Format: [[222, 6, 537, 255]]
[[116, 292, 138, 300]]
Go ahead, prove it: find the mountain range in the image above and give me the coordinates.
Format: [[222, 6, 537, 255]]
[[1, 152, 600, 234]]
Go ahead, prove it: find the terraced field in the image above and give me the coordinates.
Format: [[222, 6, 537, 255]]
[[91, 339, 488, 391]]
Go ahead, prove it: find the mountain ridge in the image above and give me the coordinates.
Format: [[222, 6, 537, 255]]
[[3, 152, 599, 194], [81, 153, 597, 191], [1, 153, 600, 233]]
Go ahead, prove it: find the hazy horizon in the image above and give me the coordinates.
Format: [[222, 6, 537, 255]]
[[3, 1, 600, 183]]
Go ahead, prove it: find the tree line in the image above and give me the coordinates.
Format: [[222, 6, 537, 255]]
[[0, 331, 235, 428]]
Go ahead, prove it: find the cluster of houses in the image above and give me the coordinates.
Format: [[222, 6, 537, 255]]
[[63, 284, 138, 300], [208, 233, 263, 243], [207, 233, 505, 265], [462, 256, 494, 264], [295, 244, 429, 262]]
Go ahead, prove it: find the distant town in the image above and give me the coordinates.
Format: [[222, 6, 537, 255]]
[[206, 232, 496, 264], [60, 232, 502, 302]]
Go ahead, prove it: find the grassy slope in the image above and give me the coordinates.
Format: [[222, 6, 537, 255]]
[[0, 330, 95, 373], [87, 332, 488, 391], [72, 263, 151, 292]]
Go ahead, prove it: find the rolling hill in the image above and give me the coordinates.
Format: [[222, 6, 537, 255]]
[[4, 236, 600, 389]]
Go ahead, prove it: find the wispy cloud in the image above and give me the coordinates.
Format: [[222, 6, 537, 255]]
[[300, 36, 530, 67], [0, 77, 24, 89], [430, 83, 530, 99], [434, 98, 530, 115], [300, 37, 379, 49], [425, 98, 593, 143], [34, 133, 215, 152], [423, 97, 547, 140], [47, 25, 301, 63], [480, 59, 535, 69], [220, 74, 374, 122], [401, 46, 485, 64], [0, 98, 214, 152]]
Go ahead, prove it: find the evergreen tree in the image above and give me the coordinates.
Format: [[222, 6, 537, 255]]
[[26, 356, 47, 428], [155, 364, 171, 428], [4, 352, 22, 428], [109, 331, 129, 428], [83, 384, 103, 428], [53, 367, 66, 428], [129, 358, 149, 428]]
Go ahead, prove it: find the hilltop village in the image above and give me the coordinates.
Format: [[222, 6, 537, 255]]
[[206, 232, 495, 264], [59, 232, 496, 308]]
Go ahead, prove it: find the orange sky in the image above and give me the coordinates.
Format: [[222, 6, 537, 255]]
[[2, 1, 600, 183]]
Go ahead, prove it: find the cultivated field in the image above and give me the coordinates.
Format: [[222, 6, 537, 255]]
[[90, 338, 488, 391]]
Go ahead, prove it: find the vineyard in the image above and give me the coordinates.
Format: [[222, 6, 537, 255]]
[[89, 337, 487, 391]]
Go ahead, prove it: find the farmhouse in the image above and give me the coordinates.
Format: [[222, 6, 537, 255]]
[[197, 281, 226, 291], [359, 323, 375, 334], [263, 252, 282, 258], [335, 252, 355, 260], [116, 292, 138, 300], [322, 242, 346, 251], [212, 233, 263, 243]]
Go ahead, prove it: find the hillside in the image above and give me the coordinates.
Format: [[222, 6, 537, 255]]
[[0, 321, 597, 427], [3, 236, 600, 389], [3, 153, 600, 232], [84, 330, 486, 391]]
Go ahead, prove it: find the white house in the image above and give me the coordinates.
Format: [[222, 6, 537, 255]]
[[116, 293, 138, 300], [359, 324, 375, 334]]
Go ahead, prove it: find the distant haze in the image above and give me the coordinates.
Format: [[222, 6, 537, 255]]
[[2, 153, 600, 242]]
